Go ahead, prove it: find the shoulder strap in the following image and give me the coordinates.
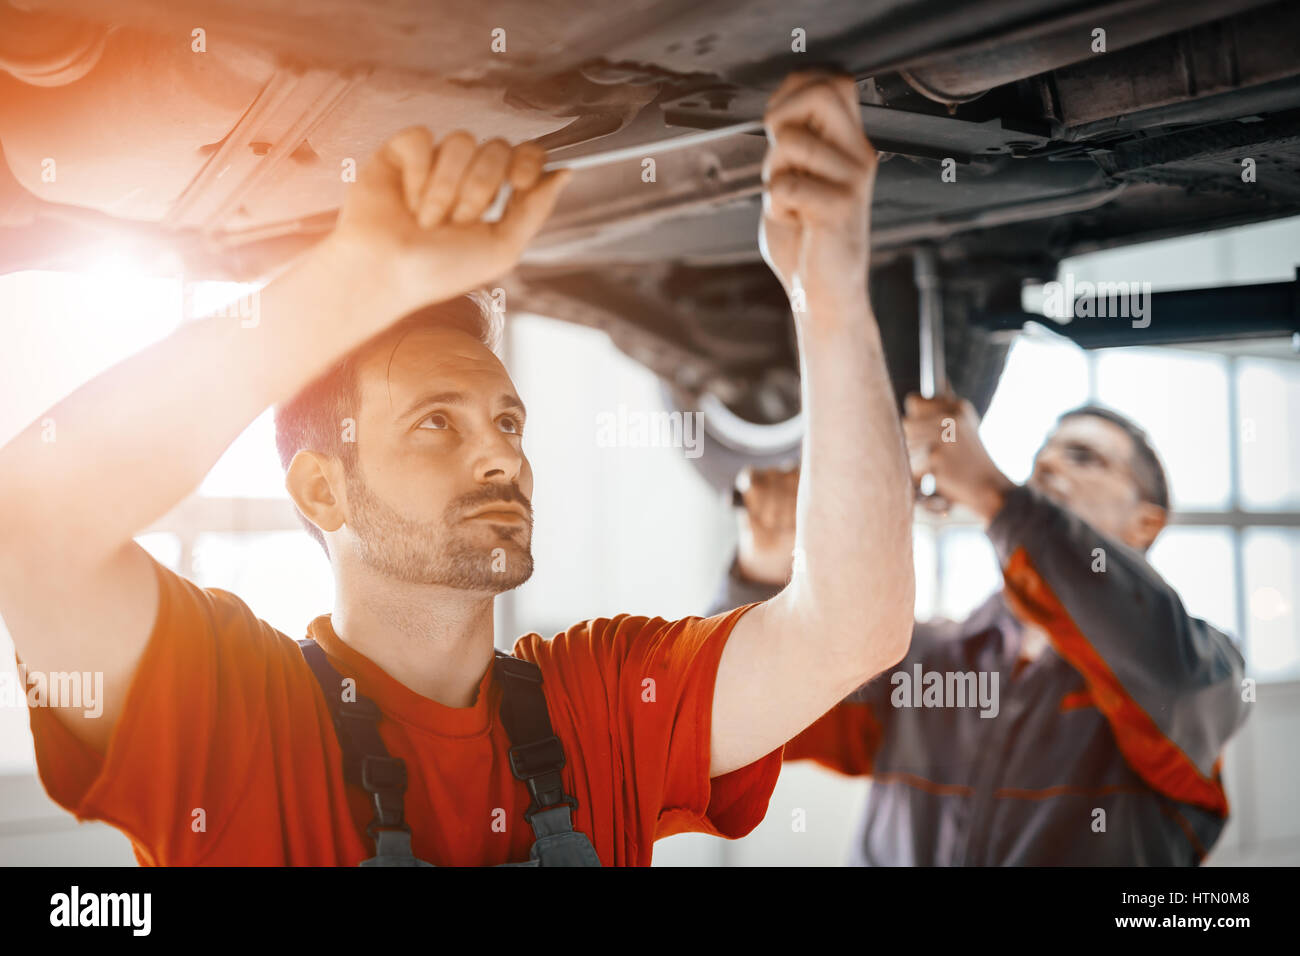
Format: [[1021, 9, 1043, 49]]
[[297, 639, 426, 865], [297, 639, 586, 864], [492, 650, 579, 824]]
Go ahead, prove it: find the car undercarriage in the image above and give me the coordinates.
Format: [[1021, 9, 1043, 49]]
[[2, 0, 1298, 466]]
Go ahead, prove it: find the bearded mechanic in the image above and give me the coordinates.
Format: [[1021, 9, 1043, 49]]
[[0, 72, 914, 866]]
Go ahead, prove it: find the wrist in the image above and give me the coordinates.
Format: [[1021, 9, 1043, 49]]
[[801, 275, 868, 314], [306, 234, 412, 333], [795, 293, 878, 348], [971, 471, 1017, 526]]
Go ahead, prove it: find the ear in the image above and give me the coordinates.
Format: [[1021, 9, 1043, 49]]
[[285, 450, 347, 539], [1127, 501, 1167, 552]]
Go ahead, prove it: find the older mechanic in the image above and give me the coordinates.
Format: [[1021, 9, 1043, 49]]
[[710, 396, 1250, 865]]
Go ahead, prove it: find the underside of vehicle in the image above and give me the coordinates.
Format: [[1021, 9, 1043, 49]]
[[3, 0, 1299, 469]]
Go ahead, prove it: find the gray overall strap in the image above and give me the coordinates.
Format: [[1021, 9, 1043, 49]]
[[297, 638, 433, 866], [493, 651, 602, 866], [297, 638, 599, 866]]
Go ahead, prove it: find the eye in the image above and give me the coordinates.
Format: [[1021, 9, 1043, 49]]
[[498, 414, 523, 435], [418, 412, 451, 430], [1065, 444, 1100, 466]]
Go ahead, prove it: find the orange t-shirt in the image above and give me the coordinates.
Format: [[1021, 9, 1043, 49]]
[[26, 556, 782, 866]]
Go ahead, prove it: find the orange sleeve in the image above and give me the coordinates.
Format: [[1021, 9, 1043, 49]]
[[516, 601, 783, 847], [24, 554, 296, 864], [781, 698, 883, 776]]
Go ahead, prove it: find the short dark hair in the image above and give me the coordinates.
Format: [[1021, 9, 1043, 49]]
[[1055, 404, 1170, 511], [273, 293, 500, 553]]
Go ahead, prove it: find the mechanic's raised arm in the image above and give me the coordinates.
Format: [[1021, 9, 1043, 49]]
[[988, 484, 1248, 774], [710, 73, 915, 777], [0, 129, 567, 751]]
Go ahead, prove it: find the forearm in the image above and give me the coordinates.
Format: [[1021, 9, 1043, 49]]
[[0, 239, 396, 560], [787, 293, 915, 675]]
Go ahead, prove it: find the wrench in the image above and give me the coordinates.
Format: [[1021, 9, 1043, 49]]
[[913, 245, 951, 513], [483, 119, 767, 220]]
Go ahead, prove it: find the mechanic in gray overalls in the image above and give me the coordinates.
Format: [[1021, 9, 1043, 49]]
[[709, 395, 1250, 865]]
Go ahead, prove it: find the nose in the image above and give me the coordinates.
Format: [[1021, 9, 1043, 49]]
[[1030, 446, 1072, 500], [1034, 441, 1068, 477], [471, 426, 524, 485]]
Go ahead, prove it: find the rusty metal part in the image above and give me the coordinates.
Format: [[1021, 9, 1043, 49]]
[[898, 0, 1278, 103], [1052, 2, 1300, 129]]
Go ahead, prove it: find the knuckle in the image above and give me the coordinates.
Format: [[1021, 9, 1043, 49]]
[[783, 128, 813, 161], [512, 144, 544, 171], [438, 132, 476, 161], [805, 82, 837, 108], [476, 140, 511, 167], [442, 130, 475, 149], [390, 125, 432, 149], [421, 181, 451, 211], [774, 169, 802, 193], [464, 166, 499, 193]]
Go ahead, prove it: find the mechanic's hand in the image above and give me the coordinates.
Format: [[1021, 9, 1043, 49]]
[[904, 394, 1015, 524], [759, 72, 877, 317], [736, 465, 800, 586], [327, 127, 569, 316]]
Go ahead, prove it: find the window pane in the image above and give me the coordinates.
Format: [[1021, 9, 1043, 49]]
[[1242, 529, 1300, 681], [1237, 359, 1300, 512], [1094, 349, 1231, 510], [503, 314, 729, 633], [192, 532, 333, 639], [937, 527, 1000, 621], [1052, 215, 1300, 291], [1147, 527, 1238, 640], [980, 327, 1089, 483]]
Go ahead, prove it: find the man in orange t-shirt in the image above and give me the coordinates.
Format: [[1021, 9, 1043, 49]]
[[0, 72, 915, 865]]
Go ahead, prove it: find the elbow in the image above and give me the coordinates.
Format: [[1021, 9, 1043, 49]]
[[854, 519, 916, 679], [877, 580, 916, 673], [807, 512, 916, 686], [878, 531, 917, 670]]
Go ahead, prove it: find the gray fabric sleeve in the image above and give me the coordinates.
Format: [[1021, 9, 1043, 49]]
[[986, 484, 1250, 774]]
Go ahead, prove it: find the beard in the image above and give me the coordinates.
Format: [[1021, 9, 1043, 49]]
[[344, 467, 534, 591]]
